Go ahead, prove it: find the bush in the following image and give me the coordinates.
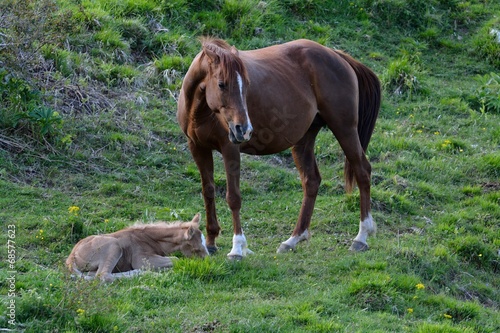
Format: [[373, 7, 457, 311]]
[[470, 72, 500, 113], [0, 69, 62, 139], [382, 54, 424, 98], [472, 18, 500, 68]]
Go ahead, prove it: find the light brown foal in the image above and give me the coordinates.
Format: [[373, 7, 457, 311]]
[[66, 214, 209, 281]]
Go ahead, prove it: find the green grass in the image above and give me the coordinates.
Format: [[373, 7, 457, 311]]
[[1, 0, 499, 332]]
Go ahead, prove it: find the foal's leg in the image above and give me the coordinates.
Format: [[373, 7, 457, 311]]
[[189, 141, 220, 254], [131, 254, 175, 271], [95, 240, 123, 282], [221, 144, 252, 260], [277, 125, 322, 253]]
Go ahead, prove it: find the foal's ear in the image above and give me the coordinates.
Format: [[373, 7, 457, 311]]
[[191, 213, 201, 225], [230, 46, 239, 56], [185, 225, 197, 240]]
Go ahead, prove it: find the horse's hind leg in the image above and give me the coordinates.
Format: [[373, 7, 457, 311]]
[[277, 124, 322, 253], [329, 125, 376, 251]]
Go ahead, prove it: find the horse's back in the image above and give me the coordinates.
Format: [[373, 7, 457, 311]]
[[237, 40, 359, 154]]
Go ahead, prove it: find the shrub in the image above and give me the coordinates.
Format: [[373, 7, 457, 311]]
[[472, 18, 500, 68], [94, 28, 130, 51], [94, 62, 139, 86], [470, 72, 500, 113], [0, 69, 63, 139], [382, 54, 425, 98], [368, 0, 438, 31]]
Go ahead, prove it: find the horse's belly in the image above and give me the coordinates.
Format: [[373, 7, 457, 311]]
[[240, 105, 318, 155], [239, 125, 308, 155]]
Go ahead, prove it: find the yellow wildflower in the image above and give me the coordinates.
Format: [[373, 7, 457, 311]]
[[76, 308, 85, 316], [407, 308, 414, 313], [444, 314, 452, 319], [69, 206, 80, 215], [416, 283, 425, 290]]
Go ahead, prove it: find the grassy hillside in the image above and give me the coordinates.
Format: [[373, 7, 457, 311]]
[[1, 0, 499, 332]]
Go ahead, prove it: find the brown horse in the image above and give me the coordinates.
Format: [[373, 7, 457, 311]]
[[177, 38, 381, 259], [66, 214, 209, 281]]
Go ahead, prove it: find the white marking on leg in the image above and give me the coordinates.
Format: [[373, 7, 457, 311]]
[[354, 213, 376, 245], [227, 233, 253, 258], [281, 230, 310, 249], [236, 71, 253, 141]]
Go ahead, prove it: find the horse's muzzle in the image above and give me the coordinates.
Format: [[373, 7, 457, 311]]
[[228, 122, 253, 144]]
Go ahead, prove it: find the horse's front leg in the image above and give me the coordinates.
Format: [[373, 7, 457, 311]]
[[222, 146, 253, 260], [189, 141, 220, 254]]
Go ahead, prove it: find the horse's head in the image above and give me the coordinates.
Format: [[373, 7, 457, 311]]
[[201, 39, 253, 144], [180, 213, 209, 258]]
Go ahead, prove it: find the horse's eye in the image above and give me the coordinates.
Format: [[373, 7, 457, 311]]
[[218, 81, 226, 90]]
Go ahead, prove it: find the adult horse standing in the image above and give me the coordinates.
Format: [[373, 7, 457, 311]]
[[177, 38, 381, 259]]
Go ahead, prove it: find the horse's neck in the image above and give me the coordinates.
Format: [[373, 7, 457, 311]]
[[182, 58, 216, 124], [191, 102, 213, 123]]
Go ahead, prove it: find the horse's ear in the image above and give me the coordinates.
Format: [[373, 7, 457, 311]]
[[203, 44, 220, 64], [191, 213, 201, 225], [230, 46, 238, 56]]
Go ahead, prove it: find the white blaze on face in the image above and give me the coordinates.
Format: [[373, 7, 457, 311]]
[[201, 234, 209, 255], [236, 71, 253, 141]]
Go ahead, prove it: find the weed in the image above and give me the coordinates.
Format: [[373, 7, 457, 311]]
[[470, 72, 500, 113], [472, 17, 500, 68], [382, 54, 424, 98], [0, 70, 63, 139], [173, 258, 230, 282]]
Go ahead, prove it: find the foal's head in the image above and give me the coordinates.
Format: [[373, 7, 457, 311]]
[[201, 38, 253, 144], [179, 213, 209, 258]]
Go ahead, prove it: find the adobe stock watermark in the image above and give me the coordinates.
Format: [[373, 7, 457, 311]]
[[5, 224, 17, 327]]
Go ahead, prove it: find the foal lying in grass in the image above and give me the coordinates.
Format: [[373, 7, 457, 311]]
[[66, 214, 209, 281]]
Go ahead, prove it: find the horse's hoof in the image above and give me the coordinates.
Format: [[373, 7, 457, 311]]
[[227, 254, 243, 261], [349, 241, 369, 252], [207, 245, 218, 255], [276, 243, 295, 254]]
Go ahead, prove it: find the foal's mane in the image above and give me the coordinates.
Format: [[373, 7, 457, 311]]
[[128, 221, 194, 231], [200, 37, 249, 86]]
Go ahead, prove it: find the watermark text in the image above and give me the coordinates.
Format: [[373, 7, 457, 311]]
[[5, 224, 17, 326]]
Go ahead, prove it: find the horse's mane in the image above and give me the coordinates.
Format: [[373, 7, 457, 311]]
[[200, 37, 250, 87]]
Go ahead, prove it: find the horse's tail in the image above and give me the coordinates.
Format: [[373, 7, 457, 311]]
[[335, 51, 381, 193]]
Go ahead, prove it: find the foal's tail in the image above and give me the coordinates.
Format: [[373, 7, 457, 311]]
[[335, 51, 381, 193]]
